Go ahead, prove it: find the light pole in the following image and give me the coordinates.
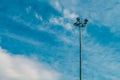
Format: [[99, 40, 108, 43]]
[[73, 17, 88, 80]]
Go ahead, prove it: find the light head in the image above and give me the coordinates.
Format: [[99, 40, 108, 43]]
[[73, 17, 81, 27], [76, 17, 80, 21], [74, 22, 79, 26], [84, 19, 88, 24]]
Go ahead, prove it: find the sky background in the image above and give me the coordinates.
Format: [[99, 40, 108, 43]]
[[0, 0, 120, 80]]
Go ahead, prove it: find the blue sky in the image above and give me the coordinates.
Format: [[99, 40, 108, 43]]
[[0, 0, 120, 80]]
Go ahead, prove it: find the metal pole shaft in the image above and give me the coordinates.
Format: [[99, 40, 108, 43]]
[[74, 17, 88, 80], [79, 26, 82, 80]]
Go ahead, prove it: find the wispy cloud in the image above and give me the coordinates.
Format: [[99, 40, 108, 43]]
[[50, 0, 120, 34], [82, 35, 120, 80]]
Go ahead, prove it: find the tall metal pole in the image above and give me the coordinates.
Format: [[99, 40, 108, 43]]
[[79, 26, 82, 80], [74, 17, 88, 80]]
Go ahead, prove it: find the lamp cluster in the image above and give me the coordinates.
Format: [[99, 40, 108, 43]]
[[74, 17, 88, 27]]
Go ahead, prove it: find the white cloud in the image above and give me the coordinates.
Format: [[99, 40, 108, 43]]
[[54, 1, 62, 12], [49, 17, 74, 31], [0, 48, 60, 80], [35, 13, 43, 21], [26, 6, 32, 14], [49, 1, 78, 31], [1, 32, 42, 46], [49, 10, 77, 31], [63, 9, 78, 19]]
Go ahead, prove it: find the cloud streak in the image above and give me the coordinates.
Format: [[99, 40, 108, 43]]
[[82, 35, 120, 80], [50, 0, 120, 34]]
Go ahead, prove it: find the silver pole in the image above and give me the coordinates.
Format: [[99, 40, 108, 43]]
[[79, 26, 82, 80], [73, 17, 88, 80]]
